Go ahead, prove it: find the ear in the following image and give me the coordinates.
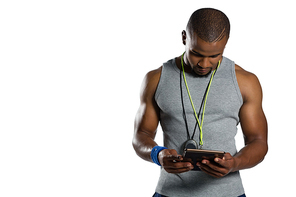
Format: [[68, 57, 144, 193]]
[[182, 30, 186, 45]]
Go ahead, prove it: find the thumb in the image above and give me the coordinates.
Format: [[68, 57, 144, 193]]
[[168, 149, 179, 157], [161, 149, 182, 161], [223, 152, 233, 160]]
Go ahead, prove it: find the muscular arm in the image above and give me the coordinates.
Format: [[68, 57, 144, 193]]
[[232, 65, 268, 171], [132, 67, 194, 173], [197, 65, 268, 177], [132, 68, 161, 162]]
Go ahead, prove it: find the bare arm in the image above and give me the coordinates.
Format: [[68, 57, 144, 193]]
[[197, 65, 268, 177], [132, 68, 161, 162], [132, 67, 194, 173], [232, 66, 268, 171]]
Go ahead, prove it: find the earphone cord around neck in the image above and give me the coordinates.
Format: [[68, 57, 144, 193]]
[[180, 52, 220, 148]]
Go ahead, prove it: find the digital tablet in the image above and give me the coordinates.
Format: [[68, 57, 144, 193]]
[[183, 149, 225, 171]]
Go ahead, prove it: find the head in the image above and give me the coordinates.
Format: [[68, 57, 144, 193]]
[[182, 8, 230, 76]]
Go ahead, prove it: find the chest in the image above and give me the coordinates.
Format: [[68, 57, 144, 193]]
[[157, 73, 242, 122]]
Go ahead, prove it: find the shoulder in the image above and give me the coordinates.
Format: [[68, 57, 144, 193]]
[[140, 66, 162, 102], [235, 64, 259, 83], [144, 66, 162, 84], [235, 64, 262, 103]]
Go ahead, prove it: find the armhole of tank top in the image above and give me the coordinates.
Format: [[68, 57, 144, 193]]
[[231, 62, 243, 106], [154, 65, 164, 101]]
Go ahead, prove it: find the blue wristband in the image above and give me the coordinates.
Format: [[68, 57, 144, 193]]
[[151, 146, 168, 166]]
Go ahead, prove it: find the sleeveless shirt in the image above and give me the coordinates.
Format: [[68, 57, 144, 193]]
[[154, 57, 245, 197]]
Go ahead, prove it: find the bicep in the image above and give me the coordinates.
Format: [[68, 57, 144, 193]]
[[132, 69, 161, 161], [134, 68, 161, 140], [239, 74, 268, 145], [239, 101, 267, 145], [134, 101, 159, 139]]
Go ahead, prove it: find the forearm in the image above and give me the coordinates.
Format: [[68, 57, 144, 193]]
[[232, 139, 268, 172], [132, 131, 158, 162]]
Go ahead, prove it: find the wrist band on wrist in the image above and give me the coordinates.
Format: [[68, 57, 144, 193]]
[[151, 146, 168, 166]]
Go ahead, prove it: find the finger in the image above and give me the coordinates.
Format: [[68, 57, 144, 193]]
[[201, 159, 223, 169], [164, 161, 192, 169], [164, 161, 193, 172], [199, 160, 228, 176], [164, 162, 194, 173], [164, 165, 193, 173], [166, 154, 182, 161], [199, 164, 224, 178], [167, 149, 179, 157], [197, 161, 225, 177], [163, 155, 183, 165], [223, 152, 233, 159], [213, 157, 227, 168], [213, 153, 232, 168], [164, 149, 183, 161], [159, 149, 182, 166]]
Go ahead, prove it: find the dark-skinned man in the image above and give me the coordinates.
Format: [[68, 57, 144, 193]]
[[133, 8, 268, 197]]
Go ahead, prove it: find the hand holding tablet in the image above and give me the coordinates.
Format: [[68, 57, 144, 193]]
[[183, 149, 225, 171]]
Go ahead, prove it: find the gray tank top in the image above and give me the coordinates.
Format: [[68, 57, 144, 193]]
[[154, 57, 245, 196]]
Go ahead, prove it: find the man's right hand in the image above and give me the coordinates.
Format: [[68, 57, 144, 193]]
[[158, 149, 194, 173]]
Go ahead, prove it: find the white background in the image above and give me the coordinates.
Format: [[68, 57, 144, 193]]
[[0, 0, 295, 196]]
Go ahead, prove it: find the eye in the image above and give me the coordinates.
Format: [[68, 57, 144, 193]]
[[209, 54, 220, 58], [190, 51, 203, 57]]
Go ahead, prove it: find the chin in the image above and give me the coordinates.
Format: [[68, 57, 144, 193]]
[[192, 69, 212, 77]]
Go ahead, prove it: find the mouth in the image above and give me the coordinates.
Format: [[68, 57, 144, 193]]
[[198, 69, 208, 74]]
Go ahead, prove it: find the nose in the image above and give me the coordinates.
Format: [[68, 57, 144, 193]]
[[198, 58, 211, 68]]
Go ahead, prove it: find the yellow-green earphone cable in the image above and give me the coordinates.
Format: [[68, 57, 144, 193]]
[[181, 53, 220, 147]]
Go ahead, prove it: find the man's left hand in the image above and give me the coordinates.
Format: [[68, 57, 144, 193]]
[[196, 153, 237, 178]]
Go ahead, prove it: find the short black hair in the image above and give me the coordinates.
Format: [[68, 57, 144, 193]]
[[186, 8, 230, 43]]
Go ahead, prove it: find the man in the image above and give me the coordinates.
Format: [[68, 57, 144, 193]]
[[133, 8, 268, 197]]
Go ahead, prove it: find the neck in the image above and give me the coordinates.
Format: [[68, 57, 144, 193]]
[[176, 56, 192, 73]]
